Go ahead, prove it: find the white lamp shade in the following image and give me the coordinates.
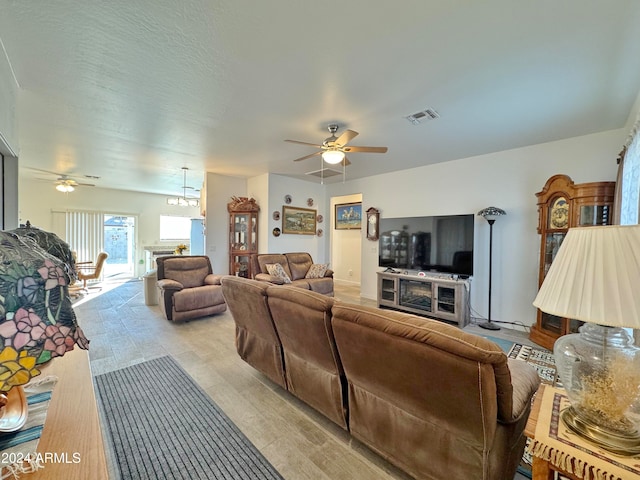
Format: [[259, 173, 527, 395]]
[[533, 224, 640, 328], [322, 149, 345, 164]]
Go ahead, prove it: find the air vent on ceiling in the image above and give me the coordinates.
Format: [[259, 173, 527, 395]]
[[405, 108, 440, 125], [306, 168, 343, 178]]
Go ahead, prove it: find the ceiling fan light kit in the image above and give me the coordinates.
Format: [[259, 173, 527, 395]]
[[55, 183, 75, 193], [322, 149, 345, 164]]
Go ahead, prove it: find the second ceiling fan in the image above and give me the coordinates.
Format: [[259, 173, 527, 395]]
[[286, 124, 387, 166]]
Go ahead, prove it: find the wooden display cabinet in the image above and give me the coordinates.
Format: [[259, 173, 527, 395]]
[[227, 196, 259, 278], [529, 175, 615, 350]]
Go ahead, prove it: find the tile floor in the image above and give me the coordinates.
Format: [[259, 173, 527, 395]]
[[77, 278, 534, 480]]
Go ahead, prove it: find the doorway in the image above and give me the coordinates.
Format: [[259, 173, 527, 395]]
[[103, 215, 136, 279], [330, 193, 363, 284]]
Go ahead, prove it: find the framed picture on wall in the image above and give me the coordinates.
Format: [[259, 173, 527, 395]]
[[335, 202, 362, 230], [282, 205, 317, 235]]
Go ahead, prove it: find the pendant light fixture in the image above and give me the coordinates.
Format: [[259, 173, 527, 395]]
[[167, 167, 199, 207]]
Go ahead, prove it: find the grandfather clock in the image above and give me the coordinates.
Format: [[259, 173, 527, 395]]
[[529, 174, 615, 350]]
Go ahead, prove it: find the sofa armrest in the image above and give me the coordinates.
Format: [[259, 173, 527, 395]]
[[255, 273, 285, 285], [504, 358, 541, 423], [204, 274, 223, 285], [157, 278, 184, 292], [324, 269, 334, 278]]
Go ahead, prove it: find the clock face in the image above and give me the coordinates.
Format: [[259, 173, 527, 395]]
[[550, 197, 569, 229], [366, 210, 379, 240]]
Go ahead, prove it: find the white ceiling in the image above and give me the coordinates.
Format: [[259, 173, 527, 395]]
[[2, 0, 640, 196]]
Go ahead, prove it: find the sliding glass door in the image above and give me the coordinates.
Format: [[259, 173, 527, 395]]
[[103, 215, 136, 278]]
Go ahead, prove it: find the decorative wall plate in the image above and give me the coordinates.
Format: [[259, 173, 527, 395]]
[[273, 211, 280, 221], [316, 214, 323, 223], [284, 195, 292, 204], [317, 228, 323, 237], [272, 227, 281, 237], [307, 198, 314, 207]]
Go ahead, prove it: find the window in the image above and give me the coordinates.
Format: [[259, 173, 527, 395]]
[[160, 215, 191, 240], [619, 130, 640, 225]]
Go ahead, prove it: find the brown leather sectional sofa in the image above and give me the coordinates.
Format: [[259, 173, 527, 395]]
[[250, 252, 334, 296], [221, 276, 541, 480]]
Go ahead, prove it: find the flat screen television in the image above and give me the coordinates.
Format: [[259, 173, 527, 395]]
[[378, 214, 474, 277]]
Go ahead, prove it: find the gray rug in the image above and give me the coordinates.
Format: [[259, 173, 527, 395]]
[[95, 356, 283, 480]]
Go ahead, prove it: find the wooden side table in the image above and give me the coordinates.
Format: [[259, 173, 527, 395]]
[[524, 385, 640, 480], [1, 348, 108, 480], [525, 385, 577, 480]]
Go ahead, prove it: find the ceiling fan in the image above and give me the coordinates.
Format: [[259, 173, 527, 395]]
[[54, 175, 96, 193], [24, 167, 98, 192], [285, 124, 388, 166]]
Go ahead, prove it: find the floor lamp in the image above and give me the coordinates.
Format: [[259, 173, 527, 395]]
[[477, 206, 506, 330]]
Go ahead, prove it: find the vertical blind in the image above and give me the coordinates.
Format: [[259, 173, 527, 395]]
[[615, 111, 640, 225], [64, 210, 104, 263]]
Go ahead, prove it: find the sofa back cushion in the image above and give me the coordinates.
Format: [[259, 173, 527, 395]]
[[331, 301, 513, 478], [221, 276, 286, 388], [157, 255, 212, 288], [284, 252, 313, 280], [254, 254, 292, 279], [266, 285, 347, 428]]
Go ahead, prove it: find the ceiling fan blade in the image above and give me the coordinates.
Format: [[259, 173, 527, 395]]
[[335, 129, 358, 146], [343, 146, 388, 153], [25, 166, 66, 176], [293, 151, 322, 162], [285, 139, 323, 148], [340, 157, 352, 167], [76, 182, 96, 187]]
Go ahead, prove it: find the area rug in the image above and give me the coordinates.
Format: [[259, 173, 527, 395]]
[[507, 343, 561, 387], [95, 356, 283, 480]]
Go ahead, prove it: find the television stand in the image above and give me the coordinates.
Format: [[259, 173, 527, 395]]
[[377, 271, 470, 328]]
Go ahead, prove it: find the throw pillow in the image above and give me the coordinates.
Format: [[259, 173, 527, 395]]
[[305, 263, 328, 279], [265, 263, 292, 284]]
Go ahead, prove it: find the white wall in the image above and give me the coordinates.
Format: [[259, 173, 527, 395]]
[[327, 128, 626, 328], [18, 177, 200, 277], [0, 44, 19, 229], [0, 43, 18, 155], [204, 173, 247, 274], [253, 174, 328, 263], [247, 173, 270, 262], [330, 193, 362, 283]]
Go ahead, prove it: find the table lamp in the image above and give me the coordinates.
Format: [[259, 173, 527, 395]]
[[0, 231, 89, 432], [533, 224, 640, 455]]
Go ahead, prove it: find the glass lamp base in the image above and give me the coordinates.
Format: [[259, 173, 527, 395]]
[[562, 405, 640, 456]]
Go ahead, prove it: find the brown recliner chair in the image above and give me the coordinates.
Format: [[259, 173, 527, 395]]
[[156, 255, 226, 322], [266, 286, 347, 429], [331, 302, 541, 480], [220, 276, 286, 389]]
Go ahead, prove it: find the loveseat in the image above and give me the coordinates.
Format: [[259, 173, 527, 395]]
[[250, 252, 334, 296], [220, 276, 541, 480], [156, 255, 227, 322]]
